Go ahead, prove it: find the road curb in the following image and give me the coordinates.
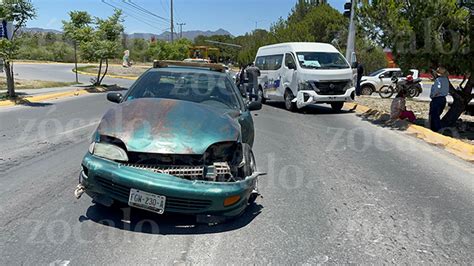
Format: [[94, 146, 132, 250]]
[[0, 88, 102, 107], [345, 102, 474, 162], [75, 70, 138, 80]]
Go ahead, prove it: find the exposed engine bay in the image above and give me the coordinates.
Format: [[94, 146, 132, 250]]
[[103, 138, 255, 182]]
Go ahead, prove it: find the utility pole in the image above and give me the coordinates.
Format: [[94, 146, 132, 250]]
[[344, 0, 356, 64], [177, 22, 186, 39], [170, 0, 174, 42]]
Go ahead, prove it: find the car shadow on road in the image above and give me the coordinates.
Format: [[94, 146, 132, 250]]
[[264, 101, 354, 115], [79, 202, 263, 235]]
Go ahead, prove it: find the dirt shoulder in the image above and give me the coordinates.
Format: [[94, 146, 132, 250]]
[[355, 96, 474, 144]]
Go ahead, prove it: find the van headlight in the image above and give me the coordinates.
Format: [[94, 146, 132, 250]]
[[344, 80, 353, 91], [89, 142, 129, 162], [299, 81, 318, 92]]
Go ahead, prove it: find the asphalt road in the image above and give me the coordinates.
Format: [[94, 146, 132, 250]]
[[3, 62, 135, 88], [0, 64, 473, 264]]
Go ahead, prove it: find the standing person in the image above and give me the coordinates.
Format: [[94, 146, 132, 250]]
[[355, 62, 364, 96], [245, 62, 261, 101], [237, 64, 247, 96], [122, 50, 131, 68], [390, 89, 416, 122], [429, 67, 450, 132]]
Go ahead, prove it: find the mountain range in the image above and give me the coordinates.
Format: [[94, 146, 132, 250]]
[[21, 27, 232, 41]]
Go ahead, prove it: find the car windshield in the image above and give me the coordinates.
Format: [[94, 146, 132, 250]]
[[369, 69, 387, 76], [296, 52, 350, 69], [126, 69, 242, 110]]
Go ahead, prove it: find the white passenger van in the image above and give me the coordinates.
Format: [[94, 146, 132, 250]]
[[255, 42, 356, 111]]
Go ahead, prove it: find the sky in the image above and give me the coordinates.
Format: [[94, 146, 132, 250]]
[[27, 0, 346, 36]]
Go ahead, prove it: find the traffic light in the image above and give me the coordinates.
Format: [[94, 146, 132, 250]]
[[344, 1, 352, 18]]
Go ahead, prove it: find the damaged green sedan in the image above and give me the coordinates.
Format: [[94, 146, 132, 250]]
[[75, 61, 264, 222]]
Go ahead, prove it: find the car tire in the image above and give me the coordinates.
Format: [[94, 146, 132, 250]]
[[284, 89, 297, 112], [330, 102, 344, 112], [361, 85, 374, 95]]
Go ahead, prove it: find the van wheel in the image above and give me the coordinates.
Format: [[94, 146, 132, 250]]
[[284, 90, 297, 112], [257, 87, 266, 104], [330, 102, 344, 112]]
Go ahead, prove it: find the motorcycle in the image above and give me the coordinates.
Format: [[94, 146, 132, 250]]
[[379, 75, 423, 98]]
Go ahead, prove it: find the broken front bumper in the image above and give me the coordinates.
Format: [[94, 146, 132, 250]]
[[79, 153, 259, 218], [295, 88, 356, 109]]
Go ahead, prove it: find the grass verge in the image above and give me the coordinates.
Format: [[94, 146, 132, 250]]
[[0, 77, 77, 90]]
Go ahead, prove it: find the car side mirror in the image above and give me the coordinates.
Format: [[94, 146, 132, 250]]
[[288, 62, 297, 70], [247, 101, 262, 111], [379, 74, 385, 79], [107, 92, 122, 103]]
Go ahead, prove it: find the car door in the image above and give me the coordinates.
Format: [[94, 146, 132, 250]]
[[378, 70, 393, 89], [282, 53, 298, 96]]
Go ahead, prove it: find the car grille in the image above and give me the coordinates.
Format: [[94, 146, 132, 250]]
[[120, 162, 231, 181], [95, 175, 213, 212], [121, 163, 205, 179], [312, 80, 350, 95]]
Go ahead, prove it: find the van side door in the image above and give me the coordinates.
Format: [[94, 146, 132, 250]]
[[283, 53, 298, 95], [259, 54, 284, 100]]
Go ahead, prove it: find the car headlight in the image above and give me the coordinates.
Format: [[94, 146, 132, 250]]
[[89, 142, 129, 162]]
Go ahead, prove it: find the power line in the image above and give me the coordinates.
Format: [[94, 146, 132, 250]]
[[159, 0, 168, 16], [101, 0, 167, 32], [116, 1, 169, 27], [105, 0, 168, 26], [124, 0, 170, 22]]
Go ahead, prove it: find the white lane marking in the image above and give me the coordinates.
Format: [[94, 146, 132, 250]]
[[49, 260, 70, 266]]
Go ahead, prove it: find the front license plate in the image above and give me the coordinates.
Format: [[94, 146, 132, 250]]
[[128, 189, 166, 214]]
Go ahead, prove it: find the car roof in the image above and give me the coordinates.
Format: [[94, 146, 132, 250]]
[[257, 42, 339, 55], [153, 60, 226, 73], [382, 68, 401, 71], [147, 66, 227, 76]]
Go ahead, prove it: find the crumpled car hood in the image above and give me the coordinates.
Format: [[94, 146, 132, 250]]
[[97, 98, 240, 154]]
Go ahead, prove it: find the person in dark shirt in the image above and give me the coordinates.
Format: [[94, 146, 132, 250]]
[[245, 63, 261, 101], [429, 66, 450, 132], [355, 62, 364, 96]]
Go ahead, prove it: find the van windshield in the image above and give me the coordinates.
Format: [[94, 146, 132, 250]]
[[296, 52, 350, 69]]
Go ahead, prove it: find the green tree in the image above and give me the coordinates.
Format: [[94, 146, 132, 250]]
[[359, 0, 473, 126], [63, 11, 93, 83], [129, 38, 149, 62], [78, 10, 124, 85], [146, 38, 191, 61], [0, 0, 36, 98]]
